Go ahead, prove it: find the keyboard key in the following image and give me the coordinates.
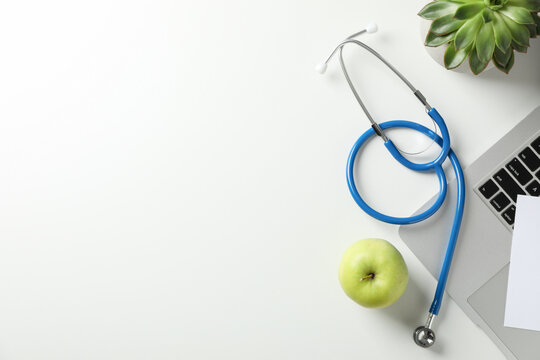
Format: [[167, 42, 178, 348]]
[[519, 147, 540, 171], [490, 192, 511, 212], [532, 136, 540, 155], [502, 205, 516, 225], [479, 179, 499, 199], [526, 180, 540, 196], [506, 158, 533, 185], [493, 169, 526, 202], [537, 169, 540, 180]]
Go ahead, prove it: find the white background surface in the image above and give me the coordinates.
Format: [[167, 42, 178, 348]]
[[0, 1, 539, 359]]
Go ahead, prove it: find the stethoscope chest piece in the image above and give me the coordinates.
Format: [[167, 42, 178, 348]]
[[413, 326, 436, 348]]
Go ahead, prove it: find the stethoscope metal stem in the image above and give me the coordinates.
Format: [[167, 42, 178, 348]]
[[337, 46, 388, 141], [425, 312, 435, 329], [346, 29, 368, 39], [321, 34, 433, 141]]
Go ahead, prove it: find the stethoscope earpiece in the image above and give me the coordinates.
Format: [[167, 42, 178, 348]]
[[315, 22, 378, 75], [365, 22, 378, 34], [315, 62, 327, 74]]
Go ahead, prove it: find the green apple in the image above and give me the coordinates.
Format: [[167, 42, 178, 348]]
[[339, 238, 408, 308]]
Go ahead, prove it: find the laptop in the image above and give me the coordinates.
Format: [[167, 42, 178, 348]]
[[398, 106, 540, 360]]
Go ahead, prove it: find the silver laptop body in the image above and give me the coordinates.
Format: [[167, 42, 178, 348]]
[[399, 106, 540, 360]]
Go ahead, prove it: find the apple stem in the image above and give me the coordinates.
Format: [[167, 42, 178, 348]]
[[360, 273, 375, 281]]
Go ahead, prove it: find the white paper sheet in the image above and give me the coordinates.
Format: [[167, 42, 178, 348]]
[[504, 195, 540, 332]]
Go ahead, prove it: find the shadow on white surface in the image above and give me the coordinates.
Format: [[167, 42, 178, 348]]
[[481, 42, 540, 84], [378, 276, 447, 354], [381, 277, 429, 326]]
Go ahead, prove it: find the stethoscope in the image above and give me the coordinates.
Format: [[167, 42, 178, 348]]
[[317, 23, 466, 348]]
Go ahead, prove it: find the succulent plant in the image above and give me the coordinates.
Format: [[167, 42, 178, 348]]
[[419, 0, 540, 74]]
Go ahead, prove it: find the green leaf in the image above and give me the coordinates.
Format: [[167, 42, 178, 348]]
[[430, 14, 467, 35], [419, 1, 461, 19], [476, 23, 496, 61], [525, 23, 538, 36], [511, 39, 529, 51], [482, 8, 495, 23], [454, 14, 484, 49], [499, 6, 535, 24], [454, 2, 485, 19], [485, 0, 507, 10], [492, 13, 513, 50], [425, 31, 457, 46], [532, 13, 540, 34], [507, 0, 540, 12], [500, 13, 531, 45], [494, 46, 513, 65], [493, 49, 515, 73], [505, 50, 515, 71], [444, 42, 471, 68], [469, 46, 490, 74]]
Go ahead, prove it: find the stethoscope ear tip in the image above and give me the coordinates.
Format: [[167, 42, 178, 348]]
[[365, 22, 378, 34], [315, 63, 328, 74]]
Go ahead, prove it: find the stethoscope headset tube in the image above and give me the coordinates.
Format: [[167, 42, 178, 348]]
[[317, 23, 466, 348]]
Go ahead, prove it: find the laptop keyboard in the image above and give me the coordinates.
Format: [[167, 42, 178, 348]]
[[477, 135, 540, 230]]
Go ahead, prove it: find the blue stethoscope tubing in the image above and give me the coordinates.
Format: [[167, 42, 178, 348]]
[[318, 24, 467, 345], [346, 108, 466, 316]]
